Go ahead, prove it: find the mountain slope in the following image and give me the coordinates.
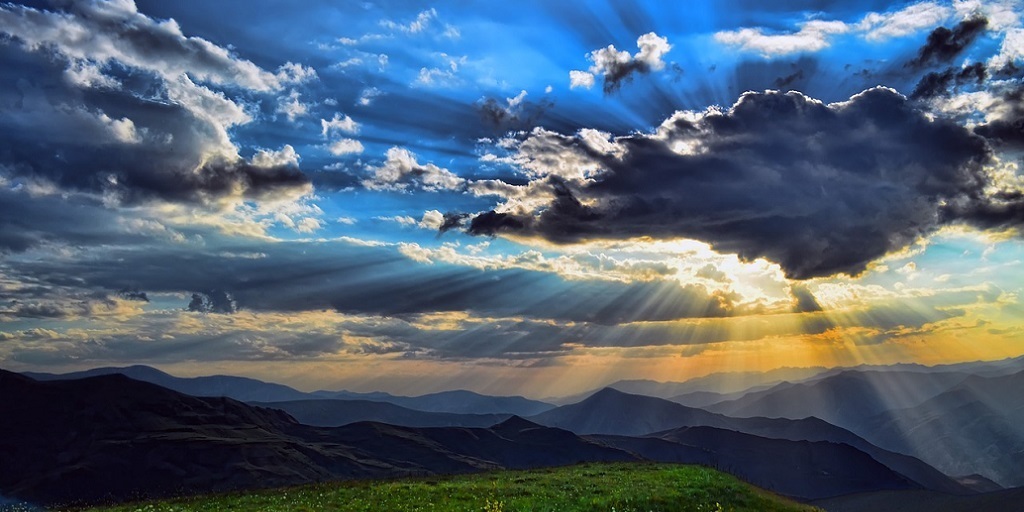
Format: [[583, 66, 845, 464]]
[[23, 365, 311, 402], [856, 370, 1024, 487], [705, 370, 971, 427], [253, 399, 511, 427], [26, 366, 554, 416], [529, 387, 967, 494], [0, 370, 627, 507], [600, 426, 918, 500], [317, 389, 554, 416]]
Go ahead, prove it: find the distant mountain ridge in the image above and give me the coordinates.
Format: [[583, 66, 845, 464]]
[[527, 387, 968, 495], [24, 365, 555, 416]]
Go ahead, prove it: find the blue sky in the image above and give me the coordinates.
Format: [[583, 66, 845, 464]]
[[0, 0, 1023, 396]]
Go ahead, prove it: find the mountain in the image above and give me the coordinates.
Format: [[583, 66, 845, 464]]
[[26, 366, 555, 416], [252, 399, 511, 428], [704, 370, 972, 427], [23, 365, 310, 402], [855, 370, 1024, 488], [529, 387, 967, 494], [529, 387, 734, 436], [0, 370, 628, 507], [315, 389, 555, 416], [596, 426, 918, 500], [606, 366, 829, 398]]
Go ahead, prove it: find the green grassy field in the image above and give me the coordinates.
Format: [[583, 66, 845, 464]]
[[79, 463, 821, 512]]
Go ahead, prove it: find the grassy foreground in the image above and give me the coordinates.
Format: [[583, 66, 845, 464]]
[[80, 463, 820, 512]]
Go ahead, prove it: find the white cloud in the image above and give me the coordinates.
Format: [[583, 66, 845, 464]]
[[276, 89, 309, 122], [382, 8, 437, 34], [336, 216, 357, 225], [363, 147, 465, 192], [357, 87, 384, 106], [251, 145, 300, 168], [321, 113, 360, 137], [990, 27, 1024, 68], [328, 139, 365, 155], [635, 32, 672, 69], [0, 1, 288, 92], [418, 209, 445, 230], [858, 2, 952, 41], [569, 70, 596, 89], [714, 20, 850, 56], [296, 217, 322, 233]]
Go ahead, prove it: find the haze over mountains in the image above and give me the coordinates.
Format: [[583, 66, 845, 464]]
[[5, 355, 1024, 510]]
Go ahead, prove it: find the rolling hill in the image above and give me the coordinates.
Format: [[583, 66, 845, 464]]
[[252, 398, 511, 427]]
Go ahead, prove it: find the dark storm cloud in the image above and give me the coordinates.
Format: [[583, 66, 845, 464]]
[[464, 87, 1009, 279], [906, 17, 989, 69], [910, 62, 986, 99], [186, 291, 238, 314]]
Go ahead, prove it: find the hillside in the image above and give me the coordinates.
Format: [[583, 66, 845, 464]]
[[0, 370, 629, 507], [252, 398, 511, 427], [79, 463, 820, 512]]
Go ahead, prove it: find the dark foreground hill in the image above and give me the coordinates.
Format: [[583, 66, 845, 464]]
[[0, 370, 626, 507]]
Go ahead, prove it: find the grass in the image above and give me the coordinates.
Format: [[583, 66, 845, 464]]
[[76, 463, 821, 512]]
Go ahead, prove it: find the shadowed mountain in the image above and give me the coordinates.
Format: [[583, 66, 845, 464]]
[[313, 389, 555, 416], [704, 370, 972, 427], [529, 387, 967, 494], [590, 426, 917, 500], [855, 370, 1024, 488], [252, 399, 511, 428], [608, 366, 829, 398], [26, 366, 554, 416], [529, 387, 734, 435], [0, 370, 629, 507]]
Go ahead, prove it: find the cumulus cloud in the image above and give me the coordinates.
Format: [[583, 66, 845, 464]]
[[321, 113, 360, 137], [570, 32, 672, 93], [859, 2, 953, 40], [0, 1, 313, 206], [459, 88, 1021, 279], [363, 147, 465, 192]]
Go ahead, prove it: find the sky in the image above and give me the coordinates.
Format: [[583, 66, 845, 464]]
[[1, 0, 1023, 398]]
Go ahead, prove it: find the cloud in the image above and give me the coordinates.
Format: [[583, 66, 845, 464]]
[[570, 32, 672, 93], [327, 139, 365, 155], [0, 1, 313, 207], [910, 63, 987, 99], [859, 2, 954, 40], [907, 17, 990, 69], [460, 87, 1017, 279], [569, 70, 596, 89], [477, 90, 554, 131], [715, 2, 986, 57], [0, 1, 292, 92], [363, 147, 465, 192], [321, 113, 360, 137], [187, 290, 238, 314], [715, 20, 850, 57], [357, 87, 384, 106]]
